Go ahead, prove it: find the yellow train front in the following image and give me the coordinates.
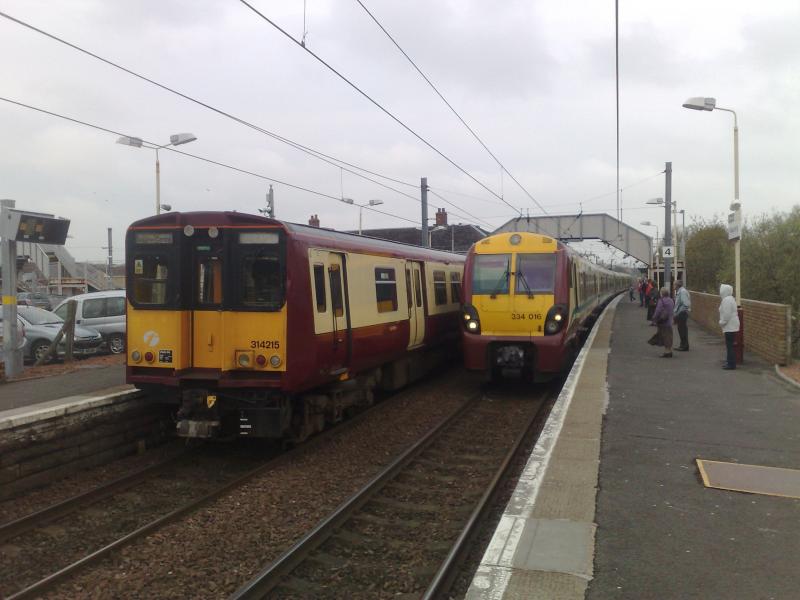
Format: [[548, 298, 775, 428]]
[[461, 232, 627, 380]]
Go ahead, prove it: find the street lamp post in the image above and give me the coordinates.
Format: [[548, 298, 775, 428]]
[[682, 96, 741, 300], [117, 133, 197, 215], [340, 198, 383, 234], [640, 220, 659, 283]]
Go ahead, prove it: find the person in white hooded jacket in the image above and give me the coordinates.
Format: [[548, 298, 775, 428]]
[[719, 284, 740, 370]]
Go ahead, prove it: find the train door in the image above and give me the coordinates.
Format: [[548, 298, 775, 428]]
[[405, 261, 425, 348], [191, 238, 224, 368], [327, 253, 351, 372]]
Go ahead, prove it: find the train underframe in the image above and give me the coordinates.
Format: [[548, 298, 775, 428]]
[[136, 346, 451, 441]]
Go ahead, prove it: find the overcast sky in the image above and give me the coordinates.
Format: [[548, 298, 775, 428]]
[[1, 0, 798, 265]]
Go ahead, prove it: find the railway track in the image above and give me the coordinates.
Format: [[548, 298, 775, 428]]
[[232, 383, 552, 599], [1, 443, 275, 599], [0, 387, 409, 600]]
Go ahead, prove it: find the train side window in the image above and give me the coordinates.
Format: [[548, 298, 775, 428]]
[[313, 264, 327, 313], [329, 264, 344, 317], [405, 269, 413, 308], [449, 272, 462, 304], [375, 268, 398, 313], [433, 270, 448, 305], [414, 271, 423, 307]]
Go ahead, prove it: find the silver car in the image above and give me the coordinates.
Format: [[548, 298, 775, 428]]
[[0, 306, 104, 363], [53, 290, 126, 354]]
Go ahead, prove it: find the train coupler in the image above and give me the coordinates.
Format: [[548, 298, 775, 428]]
[[176, 389, 221, 439]]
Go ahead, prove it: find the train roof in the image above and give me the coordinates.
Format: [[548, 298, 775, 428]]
[[469, 230, 628, 278], [127, 211, 464, 264]]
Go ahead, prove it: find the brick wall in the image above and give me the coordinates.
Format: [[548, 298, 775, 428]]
[[689, 290, 792, 365]]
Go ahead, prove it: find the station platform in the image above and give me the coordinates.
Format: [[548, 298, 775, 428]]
[[0, 363, 125, 412], [469, 296, 800, 599]]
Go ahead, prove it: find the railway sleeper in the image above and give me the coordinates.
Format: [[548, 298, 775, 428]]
[[331, 529, 452, 553]]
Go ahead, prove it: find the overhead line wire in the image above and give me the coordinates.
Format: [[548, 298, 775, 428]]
[[0, 12, 427, 204], [0, 10, 498, 229], [0, 96, 420, 225], [352, 0, 548, 215], [237, 0, 522, 216]]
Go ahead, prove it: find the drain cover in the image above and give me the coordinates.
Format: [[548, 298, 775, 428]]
[[696, 459, 800, 499]]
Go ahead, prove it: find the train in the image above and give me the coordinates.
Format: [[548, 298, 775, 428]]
[[461, 231, 630, 380], [125, 211, 465, 441]]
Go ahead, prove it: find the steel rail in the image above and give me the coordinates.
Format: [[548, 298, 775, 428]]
[[230, 394, 482, 599], [421, 390, 556, 599], [0, 446, 190, 545], [5, 390, 401, 600]]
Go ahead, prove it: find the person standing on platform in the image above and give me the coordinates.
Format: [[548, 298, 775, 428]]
[[719, 284, 740, 370], [674, 280, 691, 351], [638, 279, 646, 306], [652, 288, 675, 357], [646, 279, 658, 322]]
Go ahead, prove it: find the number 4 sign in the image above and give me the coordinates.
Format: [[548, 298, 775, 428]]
[[661, 246, 676, 258]]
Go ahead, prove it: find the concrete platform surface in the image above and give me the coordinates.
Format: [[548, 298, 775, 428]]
[[588, 299, 800, 599], [0, 364, 125, 411]]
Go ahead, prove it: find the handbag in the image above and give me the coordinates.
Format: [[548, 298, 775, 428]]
[[647, 331, 662, 346]]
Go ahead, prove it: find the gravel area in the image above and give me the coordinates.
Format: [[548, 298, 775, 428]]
[[1, 445, 269, 596], [274, 392, 541, 599], [0, 440, 185, 525], [43, 368, 478, 599]]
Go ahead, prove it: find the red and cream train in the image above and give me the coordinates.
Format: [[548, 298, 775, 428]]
[[125, 212, 464, 440], [461, 231, 629, 380]]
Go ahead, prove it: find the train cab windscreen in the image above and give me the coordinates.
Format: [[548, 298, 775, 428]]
[[235, 231, 285, 310], [472, 254, 510, 295], [515, 254, 556, 294], [130, 231, 177, 306]]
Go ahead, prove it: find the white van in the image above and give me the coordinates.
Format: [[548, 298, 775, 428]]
[[53, 290, 126, 354]]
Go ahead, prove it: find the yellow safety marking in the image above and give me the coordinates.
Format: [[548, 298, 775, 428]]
[[207, 395, 217, 409], [2, 296, 17, 305]]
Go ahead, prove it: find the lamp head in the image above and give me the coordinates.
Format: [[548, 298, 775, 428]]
[[682, 96, 716, 111], [640, 220, 653, 226], [367, 199, 383, 206], [646, 197, 664, 205], [116, 136, 143, 148], [169, 133, 197, 146], [160, 204, 172, 212], [340, 197, 354, 205], [730, 202, 741, 212]]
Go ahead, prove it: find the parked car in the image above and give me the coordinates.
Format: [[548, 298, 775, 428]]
[[0, 306, 104, 364], [17, 292, 53, 310], [53, 290, 126, 354]]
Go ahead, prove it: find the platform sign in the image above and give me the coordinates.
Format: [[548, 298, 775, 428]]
[[1, 202, 71, 379], [727, 212, 741, 241], [0, 208, 70, 244], [661, 246, 676, 259]]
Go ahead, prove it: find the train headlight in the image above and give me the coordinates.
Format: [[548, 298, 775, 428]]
[[269, 355, 282, 368], [544, 304, 567, 336], [237, 352, 252, 368], [462, 304, 481, 334], [131, 350, 142, 363], [144, 351, 155, 363]]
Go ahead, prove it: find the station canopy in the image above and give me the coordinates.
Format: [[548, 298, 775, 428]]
[[493, 213, 653, 265]]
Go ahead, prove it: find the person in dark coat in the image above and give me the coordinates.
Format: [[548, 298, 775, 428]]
[[646, 279, 659, 322], [673, 280, 691, 350], [652, 287, 675, 357]]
